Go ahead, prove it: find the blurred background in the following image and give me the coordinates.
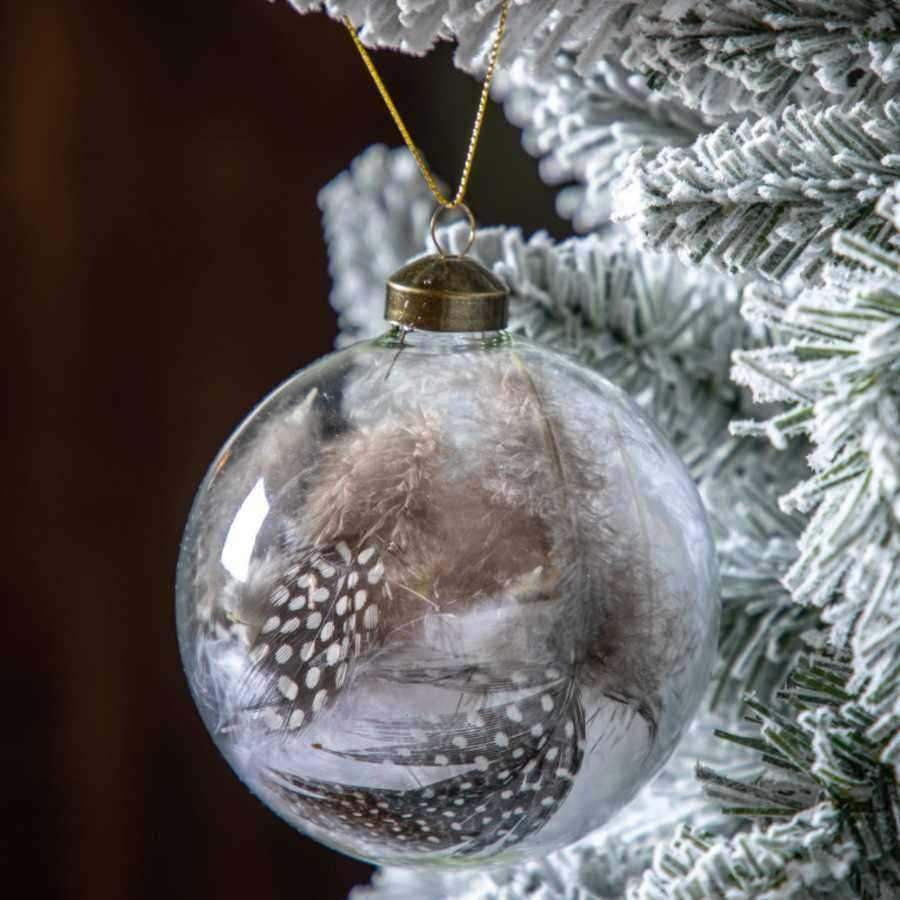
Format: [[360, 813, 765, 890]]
[[3, 1, 565, 897]]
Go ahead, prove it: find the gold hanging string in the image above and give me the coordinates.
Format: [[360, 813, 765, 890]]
[[343, 0, 510, 210]]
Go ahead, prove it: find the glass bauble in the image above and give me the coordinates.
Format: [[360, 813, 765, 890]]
[[176, 327, 720, 868]]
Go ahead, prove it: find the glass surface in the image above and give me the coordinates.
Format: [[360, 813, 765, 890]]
[[176, 328, 720, 868]]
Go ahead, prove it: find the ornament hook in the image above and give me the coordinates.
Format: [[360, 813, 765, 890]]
[[430, 203, 476, 258]]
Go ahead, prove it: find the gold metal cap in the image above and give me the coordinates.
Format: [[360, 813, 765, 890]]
[[385, 254, 509, 332]]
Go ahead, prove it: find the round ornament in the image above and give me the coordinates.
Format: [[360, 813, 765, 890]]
[[176, 249, 720, 868]]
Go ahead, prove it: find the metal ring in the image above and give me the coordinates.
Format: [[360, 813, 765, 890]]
[[430, 203, 476, 258]]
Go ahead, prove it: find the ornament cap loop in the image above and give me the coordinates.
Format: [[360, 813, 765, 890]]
[[430, 203, 476, 258], [385, 253, 509, 332]]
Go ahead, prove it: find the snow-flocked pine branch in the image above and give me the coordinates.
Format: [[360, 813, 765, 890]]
[[732, 188, 900, 781], [280, 1, 670, 77], [633, 654, 900, 899], [615, 100, 900, 284], [499, 52, 710, 232], [623, 0, 900, 121], [705, 480, 820, 712]]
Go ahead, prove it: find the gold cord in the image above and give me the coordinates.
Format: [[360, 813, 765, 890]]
[[343, 0, 510, 210]]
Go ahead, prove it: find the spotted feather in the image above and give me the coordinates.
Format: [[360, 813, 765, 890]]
[[243, 541, 388, 733], [262, 674, 585, 854]]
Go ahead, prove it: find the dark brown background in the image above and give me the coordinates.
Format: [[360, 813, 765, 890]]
[[4, 1, 563, 897]]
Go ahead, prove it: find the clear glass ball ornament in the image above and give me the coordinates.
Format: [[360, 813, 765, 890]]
[[176, 324, 720, 868]]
